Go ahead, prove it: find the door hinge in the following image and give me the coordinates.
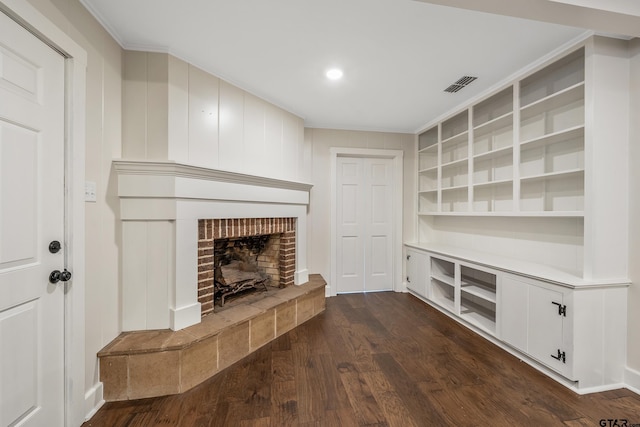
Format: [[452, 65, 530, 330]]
[[406, 254, 411, 260], [551, 349, 566, 363], [406, 276, 411, 283], [551, 301, 567, 317]]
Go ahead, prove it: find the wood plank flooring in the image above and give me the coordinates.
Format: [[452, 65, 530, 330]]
[[83, 292, 640, 426]]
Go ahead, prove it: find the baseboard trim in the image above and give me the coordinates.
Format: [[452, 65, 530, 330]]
[[170, 302, 202, 331], [625, 366, 640, 395], [84, 382, 105, 422], [295, 269, 309, 285]]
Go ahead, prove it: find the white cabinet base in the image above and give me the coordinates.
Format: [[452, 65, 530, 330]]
[[405, 242, 629, 394]]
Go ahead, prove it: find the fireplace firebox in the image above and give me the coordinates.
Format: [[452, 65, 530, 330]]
[[198, 218, 296, 317]]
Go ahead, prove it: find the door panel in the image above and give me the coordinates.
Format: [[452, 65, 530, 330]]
[[0, 123, 38, 267], [500, 275, 529, 352], [370, 236, 387, 275], [0, 301, 38, 426], [336, 156, 394, 293], [336, 158, 364, 292], [528, 284, 564, 370], [0, 11, 65, 427], [364, 159, 393, 291]]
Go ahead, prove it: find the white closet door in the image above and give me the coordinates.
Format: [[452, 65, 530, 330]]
[[364, 158, 393, 291], [336, 156, 394, 293], [336, 157, 365, 293]]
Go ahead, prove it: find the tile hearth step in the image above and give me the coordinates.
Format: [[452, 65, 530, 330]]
[[98, 275, 326, 401]]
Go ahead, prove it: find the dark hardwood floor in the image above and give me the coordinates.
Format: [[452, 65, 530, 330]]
[[83, 292, 640, 426]]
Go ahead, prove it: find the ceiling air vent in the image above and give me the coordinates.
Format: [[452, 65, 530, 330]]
[[444, 76, 478, 93]]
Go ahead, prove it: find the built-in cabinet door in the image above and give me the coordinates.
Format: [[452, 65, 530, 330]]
[[528, 284, 567, 373], [501, 275, 529, 352], [336, 157, 394, 293], [501, 274, 571, 378]]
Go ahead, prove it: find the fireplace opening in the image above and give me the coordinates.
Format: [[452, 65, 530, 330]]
[[198, 218, 296, 317], [214, 235, 280, 306]]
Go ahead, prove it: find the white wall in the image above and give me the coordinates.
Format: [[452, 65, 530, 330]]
[[627, 38, 640, 381], [305, 128, 416, 284], [426, 216, 584, 275]]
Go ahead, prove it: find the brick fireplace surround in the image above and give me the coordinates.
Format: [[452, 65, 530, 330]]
[[198, 217, 296, 316]]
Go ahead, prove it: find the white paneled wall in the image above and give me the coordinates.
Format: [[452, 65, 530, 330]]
[[186, 62, 218, 166], [122, 51, 306, 182], [627, 38, 640, 385]]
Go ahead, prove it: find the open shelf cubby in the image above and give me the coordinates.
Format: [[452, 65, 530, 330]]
[[520, 170, 584, 213], [441, 137, 468, 164], [419, 168, 438, 192], [474, 87, 513, 127], [441, 161, 468, 189], [472, 181, 513, 213], [473, 151, 513, 185], [442, 110, 469, 142], [431, 257, 455, 284], [418, 191, 438, 214], [519, 48, 585, 108], [441, 187, 468, 213], [418, 126, 438, 151], [460, 265, 497, 333], [419, 146, 438, 171], [430, 257, 456, 312]]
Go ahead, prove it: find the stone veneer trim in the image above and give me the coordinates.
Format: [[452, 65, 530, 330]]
[[98, 275, 326, 401]]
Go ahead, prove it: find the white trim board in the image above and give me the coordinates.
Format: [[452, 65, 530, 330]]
[[329, 148, 404, 297], [625, 367, 640, 395], [0, 1, 87, 426]]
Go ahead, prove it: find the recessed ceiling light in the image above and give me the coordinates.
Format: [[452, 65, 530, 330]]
[[326, 68, 343, 80]]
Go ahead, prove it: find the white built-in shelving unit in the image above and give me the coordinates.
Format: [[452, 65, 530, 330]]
[[407, 36, 631, 394], [418, 48, 585, 217]]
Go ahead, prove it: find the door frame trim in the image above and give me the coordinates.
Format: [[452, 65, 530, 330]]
[[0, 1, 87, 426], [330, 148, 404, 297]]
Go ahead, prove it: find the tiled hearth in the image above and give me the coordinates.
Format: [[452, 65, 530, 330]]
[[98, 275, 326, 401]]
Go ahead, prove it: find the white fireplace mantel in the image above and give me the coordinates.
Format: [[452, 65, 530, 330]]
[[113, 160, 313, 331]]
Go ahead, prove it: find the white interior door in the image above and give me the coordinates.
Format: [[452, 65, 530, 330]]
[[364, 158, 393, 291], [336, 157, 364, 293], [336, 156, 394, 293], [0, 11, 66, 427]]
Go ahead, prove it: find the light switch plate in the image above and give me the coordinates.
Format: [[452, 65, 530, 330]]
[[85, 181, 97, 202]]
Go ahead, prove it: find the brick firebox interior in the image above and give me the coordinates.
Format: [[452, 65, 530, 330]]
[[198, 218, 296, 316]]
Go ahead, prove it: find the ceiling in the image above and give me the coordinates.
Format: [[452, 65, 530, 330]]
[[79, 0, 635, 133]]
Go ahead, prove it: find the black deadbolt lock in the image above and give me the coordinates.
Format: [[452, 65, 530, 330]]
[[49, 240, 61, 254]]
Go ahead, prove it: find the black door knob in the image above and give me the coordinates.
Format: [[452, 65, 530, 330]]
[[49, 269, 72, 284]]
